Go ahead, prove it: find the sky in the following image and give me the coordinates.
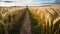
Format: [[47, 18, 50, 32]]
[[56, 0, 60, 3], [0, 0, 59, 6]]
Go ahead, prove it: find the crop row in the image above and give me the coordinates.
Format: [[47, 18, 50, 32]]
[[0, 7, 25, 34], [29, 7, 60, 34]]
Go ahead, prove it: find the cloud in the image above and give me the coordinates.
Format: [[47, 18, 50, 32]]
[[34, 0, 55, 3], [1, 0, 19, 1], [0, 0, 34, 6], [0, 0, 56, 6], [55, 0, 60, 3]]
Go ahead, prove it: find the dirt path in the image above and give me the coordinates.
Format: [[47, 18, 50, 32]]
[[20, 11, 31, 34]]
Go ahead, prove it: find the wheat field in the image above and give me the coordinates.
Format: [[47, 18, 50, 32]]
[[0, 6, 60, 34], [0, 7, 26, 34], [28, 6, 60, 34]]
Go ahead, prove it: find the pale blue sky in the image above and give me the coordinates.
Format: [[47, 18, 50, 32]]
[[0, 0, 59, 6], [34, 0, 53, 2]]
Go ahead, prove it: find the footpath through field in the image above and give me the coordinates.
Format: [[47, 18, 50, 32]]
[[20, 9, 31, 34], [8, 9, 31, 34]]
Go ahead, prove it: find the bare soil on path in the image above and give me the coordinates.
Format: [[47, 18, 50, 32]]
[[20, 11, 31, 34]]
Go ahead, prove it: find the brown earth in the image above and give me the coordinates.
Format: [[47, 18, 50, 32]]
[[20, 11, 31, 34]]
